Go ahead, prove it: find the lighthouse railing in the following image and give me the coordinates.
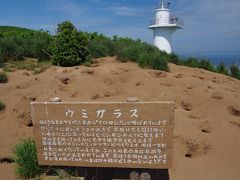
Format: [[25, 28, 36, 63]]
[[155, 2, 171, 9], [149, 15, 184, 27]]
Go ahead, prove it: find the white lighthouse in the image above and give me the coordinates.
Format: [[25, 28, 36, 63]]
[[149, 0, 184, 54]]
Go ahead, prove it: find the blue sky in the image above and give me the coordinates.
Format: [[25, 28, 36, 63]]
[[0, 0, 240, 59]]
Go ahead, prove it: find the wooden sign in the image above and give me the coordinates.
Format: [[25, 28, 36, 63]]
[[31, 102, 174, 169]]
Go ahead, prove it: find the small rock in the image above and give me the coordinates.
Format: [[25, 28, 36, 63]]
[[129, 171, 140, 180], [127, 97, 139, 102], [140, 173, 151, 180], [49, 97, 61, 102]]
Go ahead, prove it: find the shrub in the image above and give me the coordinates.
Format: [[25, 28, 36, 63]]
[[114, 37, 169, 71], [0, 30, 51, 61], [183, 57, 200, 68], [88, 36, 115, 58], [14, 138, 43, 179], [30, 31, 52, 61], [169, 53, 183, 65], [216, 62, 229, 75], [51, 21, 90, 67], [0, 71, 8, 83], [199, 59, 215, 72], [0, 101, 6, 111], [115, 38, 143, 62], [230, 64, 240, 79]]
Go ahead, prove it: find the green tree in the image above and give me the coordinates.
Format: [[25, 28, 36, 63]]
[[51, 21, 90, 67]]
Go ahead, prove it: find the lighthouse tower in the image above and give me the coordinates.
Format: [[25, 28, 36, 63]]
[[149, 0, 184, 54]]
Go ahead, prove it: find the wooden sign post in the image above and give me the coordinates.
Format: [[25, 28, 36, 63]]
[[31, 102, 174, 170]]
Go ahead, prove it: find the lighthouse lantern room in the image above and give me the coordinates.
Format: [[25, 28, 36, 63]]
[[149, 0, 184, 54]]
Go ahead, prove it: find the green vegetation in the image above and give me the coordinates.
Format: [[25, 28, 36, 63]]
[[0, 71, 8, 83], [88, 34, 169, 71], [0, 23, 239, 80], [217, 62, 229, 76], [170, 55, 240, 80], [0, 26, 34, 34], [3, 58, 51, 74], [51, 21, 90, 67], [88, 35, 115, 58], [14, 138, 43, 179], [0, 27, 51, 63], [230, 64, 240, 79], [198, 59, 215, 72], [0, 101, 6, 111], [183, 57, 200, 68]]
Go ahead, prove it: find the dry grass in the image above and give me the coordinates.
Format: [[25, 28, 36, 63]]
[[3, 58, 51, 74]]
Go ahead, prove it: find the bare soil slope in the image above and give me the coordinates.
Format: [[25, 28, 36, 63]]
[[0, 57, 240, 180]]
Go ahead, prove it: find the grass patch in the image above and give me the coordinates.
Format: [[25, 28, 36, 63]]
[[0, 101, 6, 111], [13, 138, 44, 179], [0, 71, 8, 83], [3, 58, 51, 74]]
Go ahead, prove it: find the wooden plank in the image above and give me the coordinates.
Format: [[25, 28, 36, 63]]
[[31, 102, 174, 169]]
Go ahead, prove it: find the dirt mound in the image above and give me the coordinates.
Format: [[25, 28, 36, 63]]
[[0, 57, 240, 180]]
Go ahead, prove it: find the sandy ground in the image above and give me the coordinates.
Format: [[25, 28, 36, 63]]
[[0, 57, 240, 180]]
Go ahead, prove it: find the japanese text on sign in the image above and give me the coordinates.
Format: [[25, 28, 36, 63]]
[[31, 102, 174, 169]]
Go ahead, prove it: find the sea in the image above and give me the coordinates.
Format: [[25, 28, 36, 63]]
[[179, 53, 240, 67]]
